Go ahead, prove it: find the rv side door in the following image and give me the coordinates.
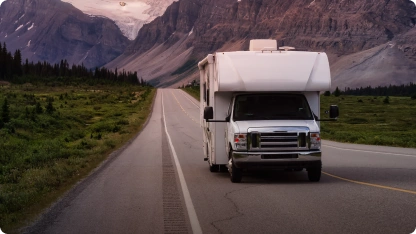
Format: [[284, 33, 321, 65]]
[[225, 97, 234, 154]]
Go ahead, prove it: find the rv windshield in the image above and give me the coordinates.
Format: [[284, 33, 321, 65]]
[[233, 94, 314, 121]]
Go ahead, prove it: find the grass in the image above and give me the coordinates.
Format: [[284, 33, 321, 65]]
[[0, 83, 155, 232], [182, 87, 416, 148], [320, 95, 416, 148], [182, 87, 200, 100]]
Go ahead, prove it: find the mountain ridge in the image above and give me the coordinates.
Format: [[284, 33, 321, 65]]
[[0, 0, 130, 69], [106, 0, 416, 89]]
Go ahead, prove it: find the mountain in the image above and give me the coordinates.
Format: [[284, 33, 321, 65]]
[[0, 0, 130, 69], [106, 0, 416, 88], [60, 0, 177, 40]]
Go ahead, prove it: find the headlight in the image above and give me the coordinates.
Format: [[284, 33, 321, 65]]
[[234, 133, 247, 150], [310, 133, 321, 150]]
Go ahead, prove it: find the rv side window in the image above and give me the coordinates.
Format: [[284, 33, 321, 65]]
[[207, 89, 210, 106], [203, 84, 207, 102]]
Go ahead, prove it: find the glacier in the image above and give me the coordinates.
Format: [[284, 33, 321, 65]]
[[60, 0, 177, 40]]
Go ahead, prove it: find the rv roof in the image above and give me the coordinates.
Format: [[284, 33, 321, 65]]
[[211, 51, 331, 92]]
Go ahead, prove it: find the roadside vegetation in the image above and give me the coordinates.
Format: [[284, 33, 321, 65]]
[[182, 86, 200, 100], [0, 42, 156, 231], [320, 95, 416, 148], [0, 83, 155, 231], [182, 86, 416, 148]]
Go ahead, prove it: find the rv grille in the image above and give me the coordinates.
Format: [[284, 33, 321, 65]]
[[250, 132, 308, 151]]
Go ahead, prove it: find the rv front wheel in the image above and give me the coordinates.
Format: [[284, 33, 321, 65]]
[[229, 152, 242, 183], [307, 168, 321, 182]]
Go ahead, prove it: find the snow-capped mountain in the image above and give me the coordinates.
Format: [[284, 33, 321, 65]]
[[60, 0, 177, 40], [0, 0, 130, 69]]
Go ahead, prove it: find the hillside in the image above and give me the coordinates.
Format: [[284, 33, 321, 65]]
[[106, 0, 416, 88]]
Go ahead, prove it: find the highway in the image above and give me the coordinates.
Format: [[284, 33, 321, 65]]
[[26, 89, 416, 234]]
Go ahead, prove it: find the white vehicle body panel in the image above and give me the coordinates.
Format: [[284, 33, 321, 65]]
[[199, 47, 331, 167]]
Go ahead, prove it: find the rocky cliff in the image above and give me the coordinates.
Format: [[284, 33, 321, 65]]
[[0, 0, 130, 69], [106, 0, 416, 88]]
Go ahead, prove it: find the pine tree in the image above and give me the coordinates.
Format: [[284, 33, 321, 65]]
[[13, 49, 23, 77], [24, 58, 30, 75], [334, 87, 341, 97]]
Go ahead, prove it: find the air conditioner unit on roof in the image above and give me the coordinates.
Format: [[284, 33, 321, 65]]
[[249, 39, 277, 51]]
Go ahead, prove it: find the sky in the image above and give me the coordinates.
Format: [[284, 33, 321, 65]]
[[59, 0, 176, 39]]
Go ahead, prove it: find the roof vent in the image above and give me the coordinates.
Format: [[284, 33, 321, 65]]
[[279, 46, 296, 51], [249, 39, 277, 51]]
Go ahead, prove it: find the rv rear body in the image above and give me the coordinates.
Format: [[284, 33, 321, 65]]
[[198, 40, 338, 183]]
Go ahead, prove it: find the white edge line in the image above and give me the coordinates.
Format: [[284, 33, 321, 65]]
[[162, 91, 203, 234], [323, 144, 416, 158], [179, 89, 200, 109]]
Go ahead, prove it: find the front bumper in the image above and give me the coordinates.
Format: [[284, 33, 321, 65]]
[[232, 151, 322, 170]]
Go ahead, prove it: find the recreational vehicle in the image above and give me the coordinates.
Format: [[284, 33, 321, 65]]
[[198, 39, 339, 183]]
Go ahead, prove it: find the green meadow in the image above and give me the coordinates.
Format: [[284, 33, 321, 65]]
[[183, 87, 416, 148], [320, 95, 416, 148], [0, 83, 155, 231]]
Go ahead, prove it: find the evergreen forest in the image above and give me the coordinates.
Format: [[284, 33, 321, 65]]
[[0, 42, 150, 86]]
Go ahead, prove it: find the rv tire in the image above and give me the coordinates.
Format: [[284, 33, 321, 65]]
[[229, 152, 242, 183], [307, 168, 321, 182], [209, 164, 220, 172]]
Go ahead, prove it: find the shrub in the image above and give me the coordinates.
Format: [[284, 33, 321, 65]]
[[104, 139, 116, 149], [383, 96, 390, 104], [324, 91, 331, 96], [1, 98, 10, 123], [46, 101, 55, 114], [91, 121, 114, 133], [333, 87, 341, 97], [35, 102, 43, 114], [116, 119, 129, 125], [112, 125, 121, 133]]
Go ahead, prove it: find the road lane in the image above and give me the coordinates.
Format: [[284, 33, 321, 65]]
[[323, 140, 416, 192], [163, 89, 416, 234], [162, 91, 202, 234], [27, 89, 416, 234]]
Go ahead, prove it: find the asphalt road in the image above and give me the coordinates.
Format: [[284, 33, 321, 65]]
[[26, 89, 416, 234]]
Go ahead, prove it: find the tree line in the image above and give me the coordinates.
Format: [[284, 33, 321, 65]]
[[0, 42, 151, 86], [340, 83, 416, 97]]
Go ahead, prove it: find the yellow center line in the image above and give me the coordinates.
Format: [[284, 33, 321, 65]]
[[171, 91, 199, 125], [322, 172, 416, 195]]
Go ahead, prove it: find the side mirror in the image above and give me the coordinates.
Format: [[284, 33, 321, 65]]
[[329, 105, 339, 119], [204, 107, 214, 120], [225, 115, 231, 122]]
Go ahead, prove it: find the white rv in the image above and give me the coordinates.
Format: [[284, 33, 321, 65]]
[[198, 39, 339, 183]]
